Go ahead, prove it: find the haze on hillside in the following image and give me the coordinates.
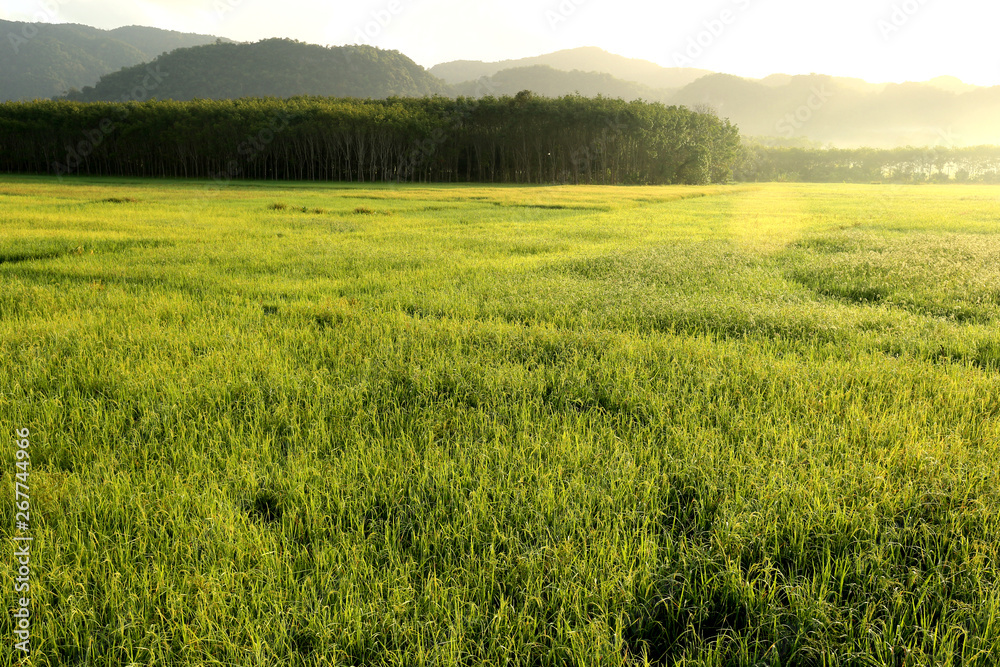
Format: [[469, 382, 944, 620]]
[[0, 20, 223, 101], [2, 0, 999, 148], [3, 0, 999, 86], [436, 50, 1000, 148]]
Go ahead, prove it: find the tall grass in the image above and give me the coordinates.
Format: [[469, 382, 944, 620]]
[[1, 177, 999, 665]]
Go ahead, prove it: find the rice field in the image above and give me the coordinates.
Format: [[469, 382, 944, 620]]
[[2, 177, 1000, 666]]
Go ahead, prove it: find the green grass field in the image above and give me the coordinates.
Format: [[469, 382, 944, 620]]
[[2, 177, 1000, 666]]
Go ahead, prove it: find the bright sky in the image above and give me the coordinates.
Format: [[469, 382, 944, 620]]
[[3, 0, 999, 86]]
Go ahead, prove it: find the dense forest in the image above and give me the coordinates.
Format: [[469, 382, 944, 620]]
[[737, 144, 1000, 183], [64, 40, 451, 102], [0, 94, 741, 185]]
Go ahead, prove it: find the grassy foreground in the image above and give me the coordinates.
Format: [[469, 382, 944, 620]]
[[1, 177, 1000, 666]]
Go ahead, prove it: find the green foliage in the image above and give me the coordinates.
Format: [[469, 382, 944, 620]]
[[0, 19, 222, 102], [736, 145, 1000, 183], [1, 179, 1000, 664], [0, 96, 741, 185], [63, 39, 451, 103]]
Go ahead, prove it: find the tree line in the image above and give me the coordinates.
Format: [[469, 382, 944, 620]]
[[737, 144, 1000, 184], [0, 93, 742, 185]]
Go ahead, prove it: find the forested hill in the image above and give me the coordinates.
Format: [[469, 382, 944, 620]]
[[454, 65, 670, 103], [64, 39, 451, 102], [0, 20, 223, 101], [670, 73, 1000, 148], [442, 49, 1000, 148]]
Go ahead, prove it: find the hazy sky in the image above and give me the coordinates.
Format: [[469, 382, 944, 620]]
[[3, 0, 999, 85]]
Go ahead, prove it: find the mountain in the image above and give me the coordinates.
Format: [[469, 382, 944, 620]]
[[431, 47, 710, 90], [65, 39, 451, 102], [671, 73, 775, 120], [106, 25, 231, 60], [926, 76, 978, 94], [4, 20, 998, 149], [668, 73, 1000, 147], [758, 73, 885, 94], [0, 20, 224, 101], [455, 65, 671, 102], [435, 49, 1000, 147]]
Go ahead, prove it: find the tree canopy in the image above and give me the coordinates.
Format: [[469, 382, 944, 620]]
[[0, 19, 222, 102], [64, 40, 451, 103], [0, 95, 741, 185], [736, 144, 1000, 183]]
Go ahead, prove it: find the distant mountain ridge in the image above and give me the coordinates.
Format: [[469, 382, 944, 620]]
[[444, 51, 999, 147], [667, 73, 1000, 147], [455, 65, 673, 102], [0, 20, 224, 101], [1, 20, 998, 148], [431, 47, 711, 91]]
